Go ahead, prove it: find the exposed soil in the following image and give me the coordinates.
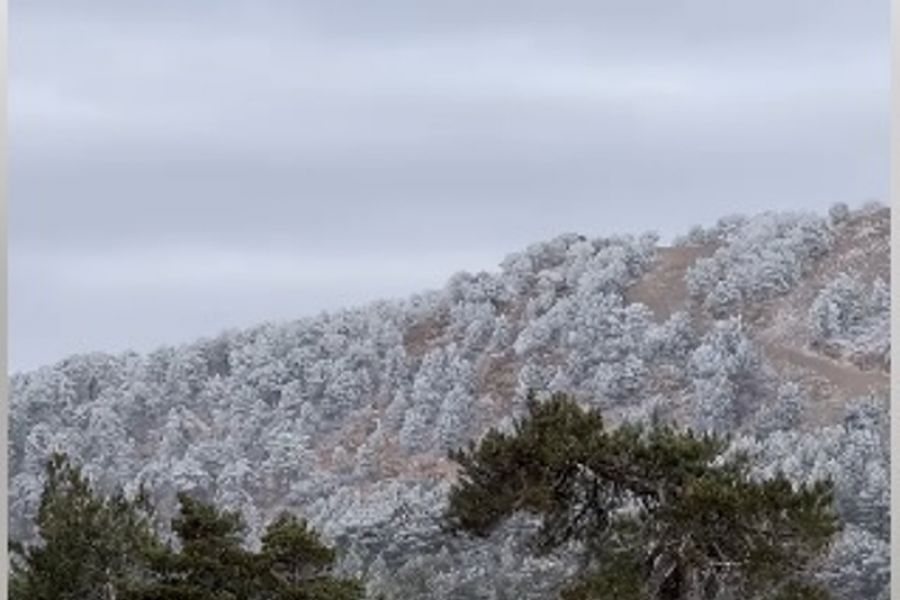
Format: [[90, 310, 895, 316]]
[[403, 312, 450, 359], [626, 244, 718, 321], [759, 336, 889, 426]]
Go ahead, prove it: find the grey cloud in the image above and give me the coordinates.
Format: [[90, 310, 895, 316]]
[[9, 0, 889, 371]]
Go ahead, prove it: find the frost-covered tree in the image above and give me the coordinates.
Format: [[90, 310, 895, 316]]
[[689, 318, 772, 432], [643, 312, 698, 366], [755, 381, 805, 436], [819, 526, 889, 600], [686, 212, 833, 315], [730, 394, 889, 598], [809, 273, 890, 370], [828, 202, 851, 225]]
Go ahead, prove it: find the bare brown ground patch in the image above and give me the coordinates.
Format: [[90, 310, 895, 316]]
[[758, 336, 889, 427], [402, 312, 450, 359], [475, 353, 518, 409], [626, 244, 718, 321], [376, 439, 459, 481]]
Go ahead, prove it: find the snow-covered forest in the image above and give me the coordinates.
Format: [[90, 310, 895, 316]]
[[9, 203, 890, 599]]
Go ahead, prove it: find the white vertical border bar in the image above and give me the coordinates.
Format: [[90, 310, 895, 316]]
[[892, 0, 899, 597], [1, 0, 8, 593]]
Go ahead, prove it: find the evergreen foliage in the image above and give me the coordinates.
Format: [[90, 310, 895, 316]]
[[446, 392, 841, 599], [129, 493, 260, 600], [11, 454, 365, 600], [258, 512, 365, 600], [10, 452, 161, 600]]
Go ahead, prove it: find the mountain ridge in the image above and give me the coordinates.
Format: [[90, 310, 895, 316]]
[[9, 202, 890, 599]]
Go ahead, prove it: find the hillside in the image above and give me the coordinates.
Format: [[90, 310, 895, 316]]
[[9, 202, 890, 599]]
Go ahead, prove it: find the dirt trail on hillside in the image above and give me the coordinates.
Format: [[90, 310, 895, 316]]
[[626, 245, 716, 320], [760, 337, 888, 424], [763, 341, 887, 393]]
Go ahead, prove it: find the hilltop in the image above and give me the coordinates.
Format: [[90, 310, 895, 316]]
[[9, 202, 890, 599]]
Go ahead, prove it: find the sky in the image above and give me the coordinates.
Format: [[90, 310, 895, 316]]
[[10, 0, 889, 373]]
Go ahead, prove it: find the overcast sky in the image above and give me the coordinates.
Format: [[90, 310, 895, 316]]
[[10, 0, 889, 373]]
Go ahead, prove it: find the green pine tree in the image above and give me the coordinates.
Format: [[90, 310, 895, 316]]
[[258, 511, 365, 600], [127, 492, 260, 600], [445, 391, 841, 600], [10, 452, 162, 600], [11, 455, 370, 600], [131, 498, 365, 600]]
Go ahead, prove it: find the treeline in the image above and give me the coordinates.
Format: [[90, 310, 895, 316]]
[[11, 393, 842, 600], [10, 454, 365, 600]]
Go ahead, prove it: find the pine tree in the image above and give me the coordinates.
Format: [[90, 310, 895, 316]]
[[10, 452, 161, 600], [445, 392, 840, 600], [128, 492, 259, 600], [258, 511, 365, 600], [129, 498, 365, 600]]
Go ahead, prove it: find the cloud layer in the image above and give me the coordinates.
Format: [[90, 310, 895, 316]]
[[10, 0, 889, 371]]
